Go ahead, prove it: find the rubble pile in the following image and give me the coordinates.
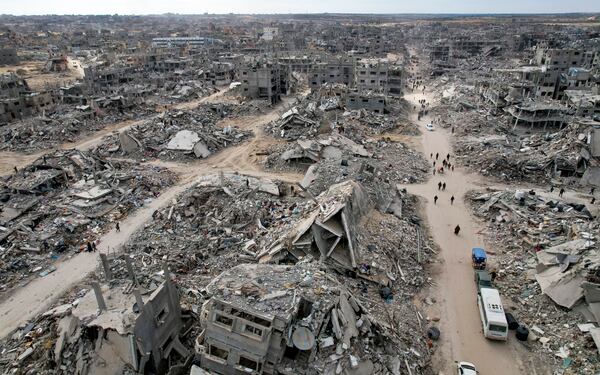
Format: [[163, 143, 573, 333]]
[[0, 104, 153, 152], [469, 189, 600, 371], [339, 108, 419, 142], [164, 79, 219, 101], [0, 149, 176, 294], [265, 102, 323, 140], [264, 133, 429, 197], [97, 106, 252, 161], [455, 121, 587, 183], [0, 269, 195, 374], [0, 175, 435, 375], [116, 172, 306, 283]]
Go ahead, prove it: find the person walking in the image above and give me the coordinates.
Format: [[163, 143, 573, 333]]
[[92, 242, 97, 252], [550, 186, 554, 193], [450, 195, 455, 205], [435, 153, 439, 160], [434, 195, 438, 204], [591, 187, 595, 195], [447, 153, 450, 160], [451, 126, 454, 134], [433, 168, 436, 175], [438, 181, 442, 190], [86, 241, 93, 253], [116, 222, 120, 232], [454, 225, 461, 235], [430, 152, 433, 159], [490, 268, 498, 282], [592, 197, 596, 205], [559, 188, 565, 197], [442, 182, 446, 191]]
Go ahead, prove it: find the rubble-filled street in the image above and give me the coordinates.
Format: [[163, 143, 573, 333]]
[[0, 7, 600, 375]]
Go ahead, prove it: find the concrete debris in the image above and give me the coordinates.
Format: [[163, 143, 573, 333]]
[[0, 149, 177, 295], [470, 189, 600, 369], [97, 106, 252, 161]]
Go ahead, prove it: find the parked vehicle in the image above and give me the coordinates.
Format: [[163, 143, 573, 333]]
[[456, 361, 478, 375], [474, 269, 492, 292], [471, 247, 487, 269], [477, 287, 508, 340], [426, 123, 435, 131]]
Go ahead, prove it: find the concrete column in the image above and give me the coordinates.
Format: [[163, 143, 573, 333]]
[[91, 282, 107, 312]]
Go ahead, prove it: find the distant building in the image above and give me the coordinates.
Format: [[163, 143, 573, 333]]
[[346, 90, 386, 114], [238, 61, 290, 104], [0, 48, 18, 66], [309, 57, 354, 92], [152, 37, 223, 48]]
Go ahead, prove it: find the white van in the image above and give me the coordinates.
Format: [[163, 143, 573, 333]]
[[477, 287, 508, 340]]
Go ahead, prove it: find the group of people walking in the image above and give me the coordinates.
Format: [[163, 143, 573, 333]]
[[430, 152, 460, 235]]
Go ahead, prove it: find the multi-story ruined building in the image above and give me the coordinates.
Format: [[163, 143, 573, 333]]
[[355, 59, 388, 94], [309, 57, 355, 92], [346, 90, 386, 114], [198, 263, 346, 375], [238, 61, 290, 104]]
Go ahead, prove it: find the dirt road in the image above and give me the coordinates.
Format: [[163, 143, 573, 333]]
[[401, 88, 531, 374], [0, 92, 303, 339]]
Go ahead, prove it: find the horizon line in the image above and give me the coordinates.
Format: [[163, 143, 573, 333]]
[[1, 12, 600, 16]]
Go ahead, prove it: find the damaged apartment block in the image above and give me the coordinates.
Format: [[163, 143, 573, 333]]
[[238, 61, 291, 104], [198, 263, 380, 375]]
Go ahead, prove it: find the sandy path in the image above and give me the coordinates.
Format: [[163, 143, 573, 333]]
[[400, 85, 533, 374], [0, 91, 304, 338]]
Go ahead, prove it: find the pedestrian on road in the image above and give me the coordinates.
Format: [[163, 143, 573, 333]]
[[454, 225, 461, 235], [451, 195, 455, 205], [550, 186, 554, 193], [434, 195, 438, 204], [442, 160, 447, 168], [13, 166, 17, 174], [591, 187, 596, 195], [430, 152, 433, 159], [435, 153, 439, 160], [447, 153, 450, 160], [92, 242, 97, 252], [438, 181, 442, 190], [442, 182, 446, 191], [451, 127, 455, 134], [86, 241, 93, 253], [592, 197, 596, 204], [433, 168, 436, 175], [433, 160, 436, 167], [116, 222, 120, 232], [559, 188, 565, 197], [447, 162, 452, 169]]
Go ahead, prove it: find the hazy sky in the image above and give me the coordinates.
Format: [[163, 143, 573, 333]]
[[3, 0, 600, 15]]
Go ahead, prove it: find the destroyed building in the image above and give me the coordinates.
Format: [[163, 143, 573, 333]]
[[309, 57, 355, 92], [0, 48, 18, 66], [0, 149, 177, 294], [238, 61, 290, 104], [346, 91, 386, 114]]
